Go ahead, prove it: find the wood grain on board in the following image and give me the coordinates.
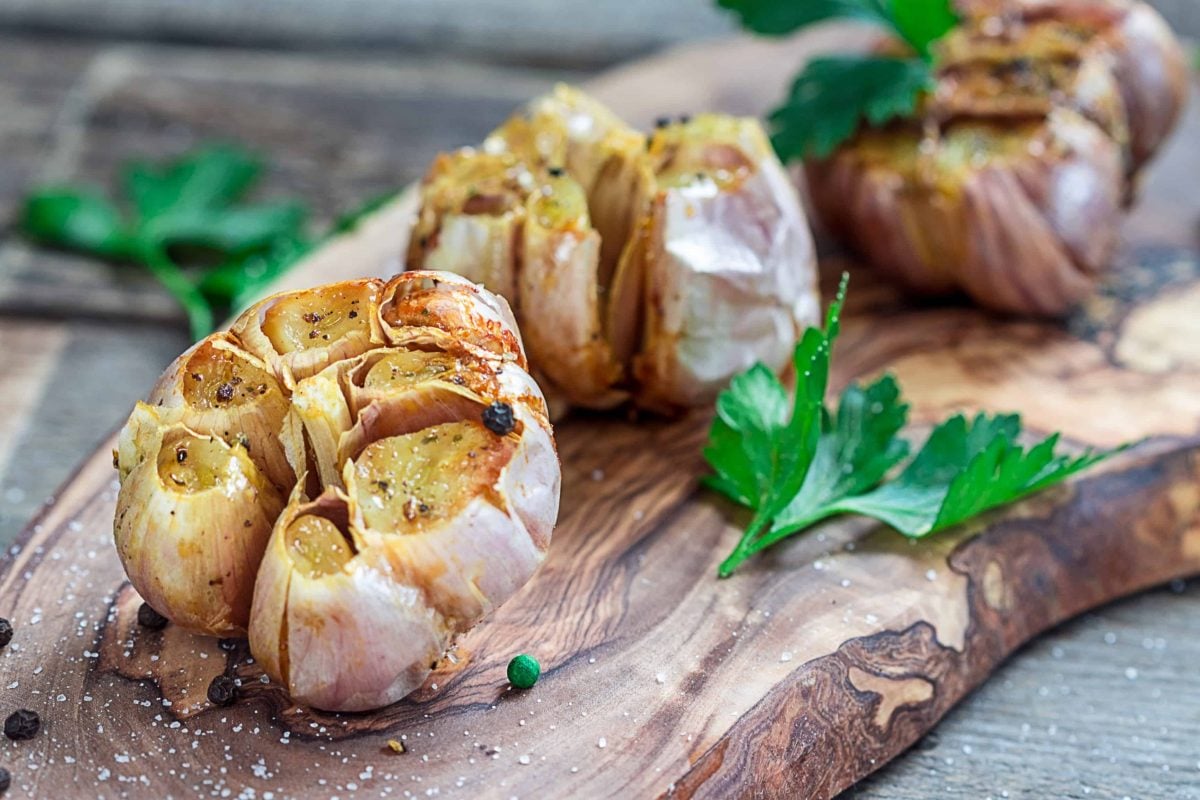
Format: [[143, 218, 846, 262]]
[[0, 27, 1197, 800]]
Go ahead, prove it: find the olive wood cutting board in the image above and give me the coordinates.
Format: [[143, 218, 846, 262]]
[[1, 26, 1198, 800]]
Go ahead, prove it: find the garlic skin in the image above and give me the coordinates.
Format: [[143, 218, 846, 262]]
[[635, 115, 820, 410], [806, 0, 1185, 316], [114, 404, 284, 635], [114, 271, 561, 711], [808, 111, 1125, 316], [409, 85, 819, 413]]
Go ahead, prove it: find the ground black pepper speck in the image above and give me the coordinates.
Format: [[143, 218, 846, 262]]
[[207, 675, 238, 707], [4, 710, 39, 741], [137, 603, 169, 630]]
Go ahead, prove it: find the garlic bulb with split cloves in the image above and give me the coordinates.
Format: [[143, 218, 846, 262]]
[[114, 271, 560, 711], [408, 84, 820, 413], [805, 0, 1187, 317]]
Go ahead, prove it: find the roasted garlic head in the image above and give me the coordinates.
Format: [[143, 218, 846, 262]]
[[409, 84, 820, 413], [806, 0, 1187, 316], [114, 272, 560, 711]]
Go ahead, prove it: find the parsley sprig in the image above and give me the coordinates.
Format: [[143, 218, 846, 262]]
[[704, 276, 1122, 577], [718, 0, 959, 159], [20, 145, 312, 340]]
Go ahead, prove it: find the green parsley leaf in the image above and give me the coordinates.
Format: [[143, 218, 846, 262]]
[[769, 56, 933, 160], [716, 0, 896, 37], [719, 0, 957, 57], [719, 0, 960, 160], [889, 0, 958, 57], [705, 275, 849, 576], [703, 277, 1123, 577], [22, 189, 131, 259], [19, 144, 314, 341], [834, 415, 1116, 537]]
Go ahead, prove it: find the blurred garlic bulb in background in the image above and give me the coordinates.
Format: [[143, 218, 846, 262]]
[[408, 84, 820, 413], [114, 271, 560, 711], [805, 0, 1187, 317]]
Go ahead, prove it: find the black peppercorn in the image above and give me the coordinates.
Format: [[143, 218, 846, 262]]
[[215, 382, 235, 402], [654, 116, 670, 128], [0, 766, 10, 793], [207, 675, 238, 707], [547, 166, 564, 178], [0, 619, 12, 649], [481, 402, 515, 436], [218, 637, 241, 652], [4, 710, 39, 741], [137, 603, 168, 631]]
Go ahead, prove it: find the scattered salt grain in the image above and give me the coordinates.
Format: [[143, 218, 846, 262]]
[[597, 737, 607, 749]]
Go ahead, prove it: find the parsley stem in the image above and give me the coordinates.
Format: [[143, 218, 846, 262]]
[[140, 245, 214, 340], [718, 512, 773, 578]]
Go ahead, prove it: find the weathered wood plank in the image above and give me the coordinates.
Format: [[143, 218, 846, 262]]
[[0, 39, 590, 325], [0, 0, 1193, 61], [0, 319, 189, 541]]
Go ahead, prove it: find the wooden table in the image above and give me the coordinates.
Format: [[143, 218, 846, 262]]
[[0, 32, 1196, 799]]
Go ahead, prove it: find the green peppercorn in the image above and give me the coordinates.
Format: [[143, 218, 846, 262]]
[[506, 654, 540, 690]]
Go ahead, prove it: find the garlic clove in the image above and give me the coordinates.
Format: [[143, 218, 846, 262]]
[[633, 115, 820, 410], [519, 171, 626, 409], [248, 491, 443, 712], [232, 279, 385, 388], [251, 408, 557, 711], [407, 150, 529, 301], [114, 404, 284, 635], [147, 332, 294, 493], [379, 271, 525, 367]]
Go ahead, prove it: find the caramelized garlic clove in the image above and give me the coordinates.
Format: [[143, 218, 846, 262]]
[[519, 173, 626, 409], [378, 271, 525, 367], [406, 150, 529, 301], [147, 332, 295, 492], [232, 279, 385, 388]]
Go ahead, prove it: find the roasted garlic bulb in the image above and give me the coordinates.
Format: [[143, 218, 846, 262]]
[[806, 0, 1187, 316], [114, 271, 560, 711], [409, 84, 819, 412]]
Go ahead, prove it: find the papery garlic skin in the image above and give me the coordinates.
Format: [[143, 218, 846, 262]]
[[409, 85, 819, 413], [635, 115, 819, 410], [115, 271, 560, 711]]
